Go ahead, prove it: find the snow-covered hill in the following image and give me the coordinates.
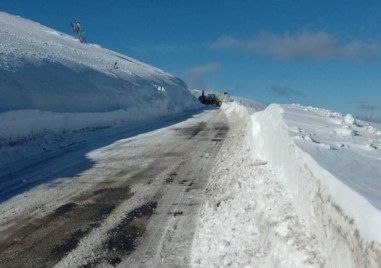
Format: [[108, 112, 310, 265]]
[[0, 12, 200, 142]]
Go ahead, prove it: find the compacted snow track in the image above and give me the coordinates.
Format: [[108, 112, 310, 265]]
[[0, 109, 228, 267]]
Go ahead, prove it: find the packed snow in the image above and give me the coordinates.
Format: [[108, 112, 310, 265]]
[[191, 102, 381, 267], [0, 11, 200, 142], [192, 103, 326, 267], [0, 11, 200, 171], [248, 103, 381, 267], [284, 104, 381, 210]]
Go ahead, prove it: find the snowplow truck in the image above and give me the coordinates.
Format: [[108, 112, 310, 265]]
[[198, 90, 227, 107]]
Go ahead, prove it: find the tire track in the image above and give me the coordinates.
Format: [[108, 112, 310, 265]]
[[0, 110, 228, 267]]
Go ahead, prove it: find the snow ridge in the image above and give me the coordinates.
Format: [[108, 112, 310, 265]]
[[192, 102, 326, 267], [249, 104, 381, 268]]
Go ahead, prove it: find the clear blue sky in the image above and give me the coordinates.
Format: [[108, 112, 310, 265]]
[[1, 0, 381, 117]]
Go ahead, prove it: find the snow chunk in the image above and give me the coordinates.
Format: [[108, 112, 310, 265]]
[[343, 114, 355, 125], [334, 127, 354, 137], [155, 85, 166, 92]]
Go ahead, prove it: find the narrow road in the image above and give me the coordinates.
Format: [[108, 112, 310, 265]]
[[0, 109, 228, 267]]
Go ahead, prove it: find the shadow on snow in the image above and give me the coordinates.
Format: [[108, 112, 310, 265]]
[[0, 110, 204, 203]]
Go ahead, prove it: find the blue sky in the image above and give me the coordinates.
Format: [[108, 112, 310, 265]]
[[1, 0, 381, 117]]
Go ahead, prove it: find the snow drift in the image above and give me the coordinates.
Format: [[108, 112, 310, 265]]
[[0, 12, 199, 142], [249, 104, 381, 267]]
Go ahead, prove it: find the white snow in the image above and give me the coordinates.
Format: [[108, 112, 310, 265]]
[[248, 103, 381, 267], [1, 10, 381, 268], [191, 103, 326, 267], [0, 11, 200, 143], [344, 113, 356, 125], [0, 11, 201, 170], [192, 102, 381, 267]]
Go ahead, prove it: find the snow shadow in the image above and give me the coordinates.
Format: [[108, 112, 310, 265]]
[[0, 61, 192, 113], [0, 111, 202, 203]]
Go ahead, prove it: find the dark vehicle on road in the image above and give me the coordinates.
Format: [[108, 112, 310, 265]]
[[199, 90, 228, 107]]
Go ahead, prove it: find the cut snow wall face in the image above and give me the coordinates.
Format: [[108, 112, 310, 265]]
[[248, 104, 381, 268], [0, 61, 193, 113], [0, 11, 201, 141]]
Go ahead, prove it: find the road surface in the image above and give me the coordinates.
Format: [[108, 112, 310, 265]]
[[0, 109, 228, 267]]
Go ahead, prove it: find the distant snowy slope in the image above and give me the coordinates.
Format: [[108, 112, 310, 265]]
[[0, 12, 199, 140]]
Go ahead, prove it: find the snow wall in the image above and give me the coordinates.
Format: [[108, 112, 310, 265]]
[[0, 12, 200, 142], [249, 104, 381, 268]]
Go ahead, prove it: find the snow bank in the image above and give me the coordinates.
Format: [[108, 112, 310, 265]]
[[192, 102, 325, 267], [249, 104, 381, 267], [0, 12, 200, 142], [230, 95, 266, 113]]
